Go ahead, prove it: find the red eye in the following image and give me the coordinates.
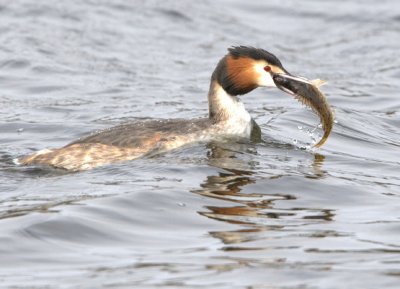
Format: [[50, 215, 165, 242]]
[[264, 66, 271, 72]]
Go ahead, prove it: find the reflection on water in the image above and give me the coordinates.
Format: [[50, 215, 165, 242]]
[[195, 143, 335, 247]]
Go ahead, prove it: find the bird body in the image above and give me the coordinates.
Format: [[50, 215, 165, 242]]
[[19, 46, 333, 171]]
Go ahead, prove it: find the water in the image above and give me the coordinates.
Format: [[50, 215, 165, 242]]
[[1, 0, 400, 288]]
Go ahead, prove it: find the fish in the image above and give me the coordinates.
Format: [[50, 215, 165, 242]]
[[272, 73, 334, 147]]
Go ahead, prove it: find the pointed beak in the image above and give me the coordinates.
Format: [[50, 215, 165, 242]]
[[271, 72, 334, 147]]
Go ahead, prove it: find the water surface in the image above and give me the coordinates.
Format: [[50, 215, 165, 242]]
[[1, 0, 400, 288]]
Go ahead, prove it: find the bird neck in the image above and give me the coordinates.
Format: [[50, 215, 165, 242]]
[[207, 80, 251, 124]]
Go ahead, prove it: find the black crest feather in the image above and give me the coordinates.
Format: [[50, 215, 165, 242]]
[[228, 46, 283, 69]]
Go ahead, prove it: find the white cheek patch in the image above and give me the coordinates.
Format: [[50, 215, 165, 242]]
[[254, 62, 276, 87]]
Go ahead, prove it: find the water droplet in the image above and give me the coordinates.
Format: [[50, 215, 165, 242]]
[[17, 128, 24, 133], [293, 139, 298, 145], [297, 125, 303, 130]]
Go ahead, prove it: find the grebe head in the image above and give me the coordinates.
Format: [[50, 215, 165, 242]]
[[212, 46, 289, 96]]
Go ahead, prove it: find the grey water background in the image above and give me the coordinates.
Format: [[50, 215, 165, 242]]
[[0, 0, 400, 288]]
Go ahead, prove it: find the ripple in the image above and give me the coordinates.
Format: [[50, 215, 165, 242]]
[[0, 59, 31, 69]]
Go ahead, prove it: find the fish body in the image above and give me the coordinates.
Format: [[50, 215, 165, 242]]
[[272, 74, 333, 147]]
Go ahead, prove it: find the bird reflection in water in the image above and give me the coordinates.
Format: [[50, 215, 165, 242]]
[[193, 142, 335, 247]]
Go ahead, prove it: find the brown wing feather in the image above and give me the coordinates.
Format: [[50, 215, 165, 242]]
[[68, 118, 210, 148], [19, 118, 211, 171]]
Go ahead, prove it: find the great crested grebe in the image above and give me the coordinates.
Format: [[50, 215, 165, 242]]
[[19, 46, 333, 171]]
